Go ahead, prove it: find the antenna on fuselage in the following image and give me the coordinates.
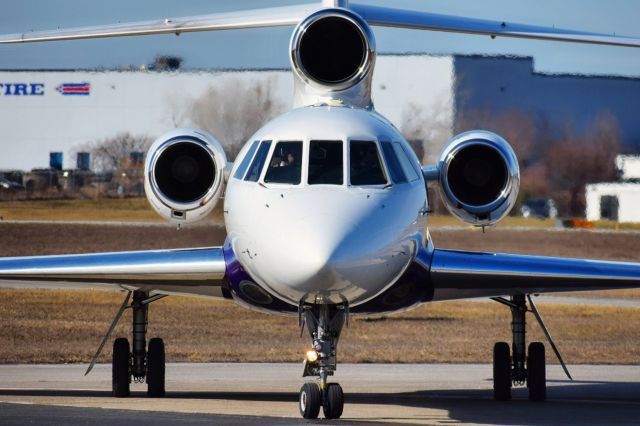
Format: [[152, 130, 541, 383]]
[[322, 0, 348, 7]]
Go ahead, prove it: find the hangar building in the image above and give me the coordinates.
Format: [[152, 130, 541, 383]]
[[0, 55, 455, 171], [2, 53, 640, 178], [586, 156, 640, 222]]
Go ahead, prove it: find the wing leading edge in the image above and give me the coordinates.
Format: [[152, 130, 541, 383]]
[[429, 248, 640, 301], [0, 4, 318, 44], [351, 4, 640, 48], [0, 2, 638, 49], [0, 247, 227, 298]]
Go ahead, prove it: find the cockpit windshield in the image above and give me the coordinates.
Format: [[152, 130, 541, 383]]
[[264, 141, 303, 184], [236, 138, 410, 187], [309, 140, 343, 185], [350, 141, 387, 185]]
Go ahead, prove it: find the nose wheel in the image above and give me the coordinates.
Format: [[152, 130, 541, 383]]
[[298, 302, 346, 419], [323, 382, 345, 419], [299, 381, 344, 419], [299, 382, 321, 419]]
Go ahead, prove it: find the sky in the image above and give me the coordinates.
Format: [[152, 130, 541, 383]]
[[0, 0, 639, 76]]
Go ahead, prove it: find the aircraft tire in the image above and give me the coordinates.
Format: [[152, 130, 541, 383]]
[[299, 382, 321, 419], [147, 337, 166, 397], [527, 342, 546, 401], [112, 337, 130, 397], [493, 341, 511, 401], [323, 383, 344, 419]]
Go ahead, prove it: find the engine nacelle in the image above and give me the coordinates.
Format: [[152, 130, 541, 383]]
[[435, 130, 520, 226], [144, 128, 227, 224], [290, 8, 375, 92]]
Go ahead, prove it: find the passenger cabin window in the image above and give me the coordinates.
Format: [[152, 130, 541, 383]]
[[233, 140, 259, 180], [309, 141, 344, 185], [244, 140, 271, 182], [380, 141, 407, 183], [264, 141, 302, 184], [350, 141, 387, 185]]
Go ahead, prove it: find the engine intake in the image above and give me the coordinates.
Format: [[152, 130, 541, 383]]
[[290, 8, 375, 91], [436, 131, 520, 226], [144, 129, 227, 223]]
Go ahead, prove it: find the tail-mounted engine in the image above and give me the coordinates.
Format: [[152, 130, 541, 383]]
[[290, 8, 376, 107], [144, 128, 227, 223], [432, 131, 520, 226]]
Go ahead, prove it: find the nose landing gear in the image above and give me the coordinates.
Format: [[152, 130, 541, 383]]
[[298, 302, 346, 419]]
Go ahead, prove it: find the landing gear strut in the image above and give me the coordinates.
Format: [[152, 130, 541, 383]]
[[491, 294, 572, 401], [298, 302, 347, 419], [86, 290, 167, 398]]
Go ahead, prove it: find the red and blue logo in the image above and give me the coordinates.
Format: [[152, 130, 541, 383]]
[[56, 82, 91, 96]]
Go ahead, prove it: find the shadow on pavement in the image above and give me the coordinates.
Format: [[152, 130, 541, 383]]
[[1, 380, 639, 425]]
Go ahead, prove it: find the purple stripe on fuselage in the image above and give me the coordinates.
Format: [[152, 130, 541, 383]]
[[222, 239, 297, 314], [350, 245, 434, 315], [222, 238, 434, 315]]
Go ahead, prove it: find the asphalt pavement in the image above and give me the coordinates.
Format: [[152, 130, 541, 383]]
[[1, 363, 639, 425]]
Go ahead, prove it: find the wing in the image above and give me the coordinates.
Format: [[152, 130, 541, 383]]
[[429, 248, 640, 301], [0, 4, 318, 43], [0, 247, 228, 299], [352, 4, 640, 48], [1, 2, 639, 48]]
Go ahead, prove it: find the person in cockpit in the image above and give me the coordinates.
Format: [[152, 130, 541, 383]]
[[280, 152, 296, 167]]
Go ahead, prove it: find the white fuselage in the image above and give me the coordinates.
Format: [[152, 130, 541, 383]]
[[224, 106, 428, 307]]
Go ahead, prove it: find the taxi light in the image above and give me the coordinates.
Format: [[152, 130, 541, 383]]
[[306, 350, 319, 363]]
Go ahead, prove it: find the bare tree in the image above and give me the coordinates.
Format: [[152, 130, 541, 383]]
[[456, 108, 544, 209], [401, 96, 453, 164], [181, 77, 285, 160], [545, 112, 621, 216], [456, 108, 538, 164], [75, 132, 153, 173]]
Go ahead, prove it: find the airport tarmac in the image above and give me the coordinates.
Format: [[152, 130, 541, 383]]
[[0, 363, 639, 425]]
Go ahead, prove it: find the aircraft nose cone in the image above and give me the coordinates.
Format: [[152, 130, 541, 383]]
[[232, 188, 419, 305], [265, 219, 352, 294]]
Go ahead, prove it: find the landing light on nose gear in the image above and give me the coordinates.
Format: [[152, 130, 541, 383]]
[[298, 302, 348, 419]]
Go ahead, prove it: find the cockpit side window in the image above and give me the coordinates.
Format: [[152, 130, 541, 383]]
[[380, 141, 407, 184], [394, 142, 420, 182], [308, 141, 344, 185], [244, 140, 272, 182], [350, 141, 387, 185], [233, 140, 259, 180], [264, 141, 303, 185]]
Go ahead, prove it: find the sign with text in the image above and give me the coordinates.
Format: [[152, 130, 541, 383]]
[[0, 82, 91, 96]]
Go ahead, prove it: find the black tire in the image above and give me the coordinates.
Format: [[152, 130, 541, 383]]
[[147, 337, 166, 397], [112, 338, 130, 397], [323, 383, 344, 419], [527, 342, 546, 401], [299, 382, 321, 419], [493, 341, 511, 401]]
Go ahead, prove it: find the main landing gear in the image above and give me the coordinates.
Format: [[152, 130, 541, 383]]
[[298, 302, 347, 419], [491, 294, 572, 401], [85, 290, 167, 397]]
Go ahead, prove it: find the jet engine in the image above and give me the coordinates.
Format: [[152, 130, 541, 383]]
[[434, 130, 520, 226], [144, 128, 227, 223], [290, 8, 375, 92]]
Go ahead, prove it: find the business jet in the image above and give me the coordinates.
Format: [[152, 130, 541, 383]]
[[1, 0, 640, 420]]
